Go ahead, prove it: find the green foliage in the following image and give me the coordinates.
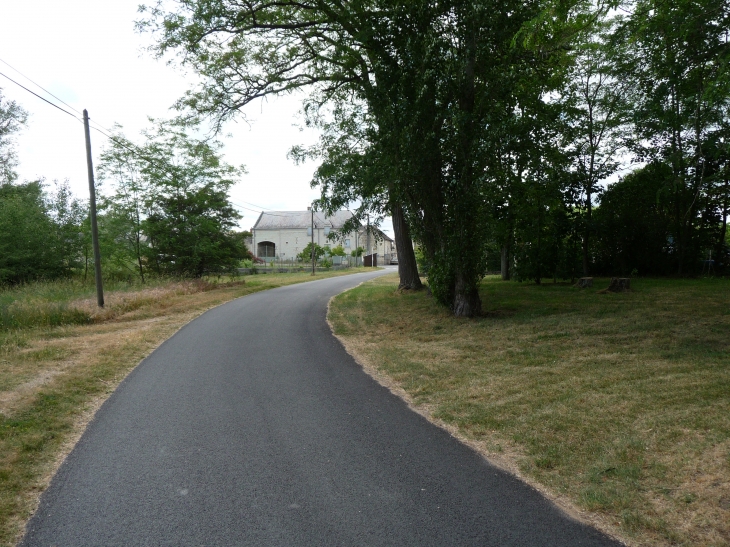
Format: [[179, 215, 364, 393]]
[[139, 0, 730, 313], [0, 181, 57, 284], [414, 246, 431, 276], [510, 164, 579, 284], [98, 121, 247, 278], [144, 186, 245, 276], [298, 242, 325, 263], [594, 163, 675, 276], [48, 180, 87, 274], [97, 128, 150, 281], [330, 244, 346, 257], [619, 0, 730, 274], [0, 181, 85, 285], [0, 88, 28, 184]]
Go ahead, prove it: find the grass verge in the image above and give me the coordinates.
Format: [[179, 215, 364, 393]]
[[329, 274, 730, 547], [0, 268, 368, 546]]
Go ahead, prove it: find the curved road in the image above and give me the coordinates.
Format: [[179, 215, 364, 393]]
[[22, 269, 622, 546]]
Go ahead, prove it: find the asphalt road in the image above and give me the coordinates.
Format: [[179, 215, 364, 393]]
[[21, 269, 623, 546]]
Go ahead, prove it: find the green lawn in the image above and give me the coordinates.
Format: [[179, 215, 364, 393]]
[[329, 274, 730, 547]]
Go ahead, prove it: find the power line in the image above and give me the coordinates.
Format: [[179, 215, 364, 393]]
[[0, 68, 202, 193], [0, 57, 118, 137], [0, 59, 144, 150], [0, 57, 83, 116], [0, 62, 292, 221], [231, 202, 267, 214], [230, 205, 297, 218], [237, 199, 275, 211], [0, 70, 82, 123]]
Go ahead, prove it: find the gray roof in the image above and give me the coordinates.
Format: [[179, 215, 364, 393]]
[[364, 226, 393, 243], [253, 210, 359, 230]]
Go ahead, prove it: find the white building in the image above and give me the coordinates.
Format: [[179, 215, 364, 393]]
[[251, 210, 361, 262], [251, 209, 395, 265], [362, 226, 396, 265]]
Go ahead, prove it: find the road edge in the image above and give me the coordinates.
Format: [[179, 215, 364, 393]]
[[325, 275, 629, 547], [15, 270, 372, 547]]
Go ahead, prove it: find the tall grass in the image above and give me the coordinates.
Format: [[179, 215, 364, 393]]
[[1, 279, 95, 330], [0, 277, 232, 331]]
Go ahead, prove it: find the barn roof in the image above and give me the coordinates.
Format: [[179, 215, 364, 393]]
[[367, 227, 394, 243], [253, 210, 359, 230]]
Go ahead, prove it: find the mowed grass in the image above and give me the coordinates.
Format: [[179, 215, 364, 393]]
[[329, 274, 730, 547], [0, 268, 368, 546]]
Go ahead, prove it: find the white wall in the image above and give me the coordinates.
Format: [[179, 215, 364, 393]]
[[253, 228, 360, 261]]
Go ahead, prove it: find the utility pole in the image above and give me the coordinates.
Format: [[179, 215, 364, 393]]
[[310, 206, 315, 276], [83, 109, 104, 308], [366, 213, 371, 267]]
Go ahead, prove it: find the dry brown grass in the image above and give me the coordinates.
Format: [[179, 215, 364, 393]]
[[0, 269, 362, 546], [329, 273, 730, 547]]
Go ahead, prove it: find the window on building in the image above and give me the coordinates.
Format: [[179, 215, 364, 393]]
[[345, 239, 351, 247]]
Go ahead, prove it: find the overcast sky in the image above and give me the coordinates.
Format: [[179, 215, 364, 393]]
[[0, 1, 392, 234]]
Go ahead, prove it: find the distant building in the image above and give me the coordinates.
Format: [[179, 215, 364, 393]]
[[251, 210, 395, 265], [361, 226, 395, 265], [251, 210, 360, 262]]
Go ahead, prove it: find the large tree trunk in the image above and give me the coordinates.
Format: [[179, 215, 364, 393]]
[[135, 232, 145, 284], [501, 243, 510, 280], [452, 269, 481, 317], [450, 10, 482, 318], [716, 178, 728, 267], [582, 183, 592, 276], [391, 201, 422, 290]]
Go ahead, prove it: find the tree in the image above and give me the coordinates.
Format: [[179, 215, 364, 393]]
[[0, 181, 78, 284], [563, 21, 629, 275], [144, 184, 245, 276], [292, 96, 423, 291], [0, 89, 27, 184], [98, 128, 151, 282], [98, 121, 247, 278], [330, 244, 347, 257], [593, 162, 675, 275], [47, 179, 87, 276], [138, 1, 449, 302], [140, 0, 607, 314], [298, 242, 325, 263], [139, 122, 246, 277], [230, 230, 253, 261], [620, 0, 730, 274], [705, 129, 730, 271]]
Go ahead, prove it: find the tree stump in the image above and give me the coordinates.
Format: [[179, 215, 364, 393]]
[[576, 277, 593, 288], [607, 277, 631, 292]]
